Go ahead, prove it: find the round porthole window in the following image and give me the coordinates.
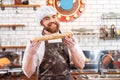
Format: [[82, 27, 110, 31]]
[[47, 0, 86, 22]]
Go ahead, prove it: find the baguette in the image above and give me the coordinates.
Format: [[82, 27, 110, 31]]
[[32, 32, 73, 41]]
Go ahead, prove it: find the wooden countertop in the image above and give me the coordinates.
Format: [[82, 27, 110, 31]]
[[71, 69, 120, 75]]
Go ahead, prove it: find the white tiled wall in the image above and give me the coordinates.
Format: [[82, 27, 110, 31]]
[[0, 0, 120, 51]]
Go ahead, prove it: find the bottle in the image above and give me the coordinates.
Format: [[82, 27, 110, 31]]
[[0, 0, 2, 5], [22, 0, 29, 5], [110, 24, 115, 38], [14, 0, 21, 5]]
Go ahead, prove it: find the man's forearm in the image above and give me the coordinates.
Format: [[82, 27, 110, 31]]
[[23, 54, 36, 78], [69, 46, 85, 69]]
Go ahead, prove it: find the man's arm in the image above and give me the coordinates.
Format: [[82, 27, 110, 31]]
[[22, 54, 36, 78], [22, 41, 41, 78], [63, 36, 85, 69], [69, 45, 85, 69]]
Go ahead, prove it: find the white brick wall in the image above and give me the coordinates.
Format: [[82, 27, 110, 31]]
[[0, 0, 120, 51]]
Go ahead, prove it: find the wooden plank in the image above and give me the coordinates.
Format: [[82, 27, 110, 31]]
[[0, 24, 25, 27], [0, 46, 26, 49], [0, 4, 40, 7]]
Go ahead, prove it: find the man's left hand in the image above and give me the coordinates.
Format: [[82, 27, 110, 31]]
[[63, 36, 75, 48]]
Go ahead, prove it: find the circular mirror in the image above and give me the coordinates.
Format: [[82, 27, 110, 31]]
[[47, 0, 86, 22]]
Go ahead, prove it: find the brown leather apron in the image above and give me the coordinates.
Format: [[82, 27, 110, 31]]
[[38, 41, 71, 80]]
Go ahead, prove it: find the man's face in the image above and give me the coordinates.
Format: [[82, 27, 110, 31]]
[[41, 14, 60, 33]]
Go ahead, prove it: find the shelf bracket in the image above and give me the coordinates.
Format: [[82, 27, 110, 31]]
[[33, 7, 37, 11], [1, 6, 5, 10], [12, 26, 16, 30]]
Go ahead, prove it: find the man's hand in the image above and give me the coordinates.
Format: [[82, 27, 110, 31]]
[[63, 36, 75, 48], [28, 41, 41, 56]]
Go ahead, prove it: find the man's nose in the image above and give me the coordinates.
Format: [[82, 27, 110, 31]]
[[50, 17, 55, 22]]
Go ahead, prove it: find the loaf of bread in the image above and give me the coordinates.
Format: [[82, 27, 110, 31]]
[[32, 32, 73, 41]]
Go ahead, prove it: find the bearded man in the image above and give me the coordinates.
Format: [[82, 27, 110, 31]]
[[22, 6, 85, 80]]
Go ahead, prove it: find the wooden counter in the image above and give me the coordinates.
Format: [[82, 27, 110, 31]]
[[71, 69, 120, 75]]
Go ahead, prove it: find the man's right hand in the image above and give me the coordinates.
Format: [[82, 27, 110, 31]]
[[28, 40, 41, 56]]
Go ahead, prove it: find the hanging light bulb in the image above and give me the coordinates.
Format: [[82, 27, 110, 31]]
[[74, 13, 78, 18], [57, 14, 62, 18], [82, 0, 86, 4], [66, 16, 70, 21], [48, 0, 53, 5], [80, 7, 84, 12]]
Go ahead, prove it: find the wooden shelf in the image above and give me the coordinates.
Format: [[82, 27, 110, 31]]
[[0, 4, 40, 7], [0, 4, 40, 10], [0, 24, 25, 27], [101, 17, 120, 19], [100, 36, 120, 40], [0, 46, 26, 49]]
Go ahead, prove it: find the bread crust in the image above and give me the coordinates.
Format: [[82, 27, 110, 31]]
[[32, 32, 73, 41]]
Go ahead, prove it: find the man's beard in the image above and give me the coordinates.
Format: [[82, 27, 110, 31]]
[[44, 22, 60, 33]]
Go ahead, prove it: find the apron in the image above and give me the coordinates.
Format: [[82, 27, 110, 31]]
[[38, 41, 71, 80]]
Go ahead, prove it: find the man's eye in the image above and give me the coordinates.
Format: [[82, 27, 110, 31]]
[[45, 18, 49, 20], [53, 15, 57, 18]]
